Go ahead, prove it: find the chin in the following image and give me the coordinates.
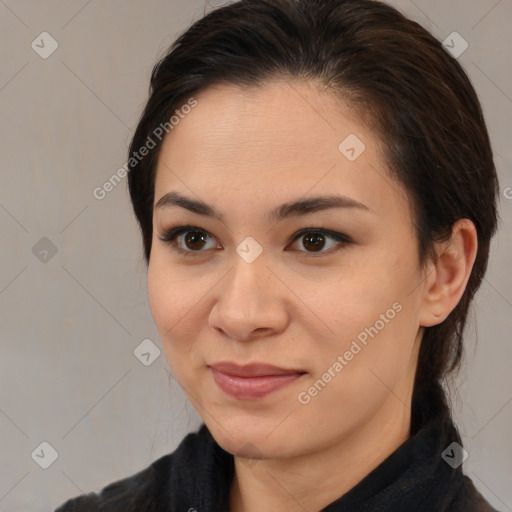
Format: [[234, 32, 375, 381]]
[[205, 416, 297, 460]]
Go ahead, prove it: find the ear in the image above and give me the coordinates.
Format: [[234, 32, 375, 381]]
[[418, 219, 478, 328]]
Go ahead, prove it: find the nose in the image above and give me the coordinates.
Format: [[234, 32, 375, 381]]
[[208, 257, 290, 342]]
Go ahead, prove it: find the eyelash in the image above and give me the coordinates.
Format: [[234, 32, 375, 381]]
[[157, 225, 352, 258]]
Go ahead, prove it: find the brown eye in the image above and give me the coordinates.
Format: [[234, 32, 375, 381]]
[[301, 232, 326, 252], [158, 226, 220, 256], [183, 231, 209, 251], [289, 229, 352, 255]]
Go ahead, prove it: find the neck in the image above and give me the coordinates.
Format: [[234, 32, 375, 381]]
[[229, 390, 413, 512]]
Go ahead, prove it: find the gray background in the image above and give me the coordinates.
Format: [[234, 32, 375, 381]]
[[0, 1, 510, 510]]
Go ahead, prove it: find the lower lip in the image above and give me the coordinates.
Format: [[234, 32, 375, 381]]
[[210, 368, 305, 400]]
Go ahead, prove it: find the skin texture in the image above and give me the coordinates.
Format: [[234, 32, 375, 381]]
[[147, 80, 478, 512]]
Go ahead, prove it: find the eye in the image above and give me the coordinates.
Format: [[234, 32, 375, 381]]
[[158, 225, 220, 256], [158, 225, 352, 257], [288, 228, 352, 255]]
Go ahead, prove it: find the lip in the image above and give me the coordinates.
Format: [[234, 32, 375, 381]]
[[209, 361, 306, 400]]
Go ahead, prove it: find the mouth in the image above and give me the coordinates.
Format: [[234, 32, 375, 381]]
[[208, 361, 307, 400]]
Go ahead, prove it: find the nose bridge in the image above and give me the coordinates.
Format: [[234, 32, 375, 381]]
[[209, 250, 288, 340], [224, 252, 271, 313]]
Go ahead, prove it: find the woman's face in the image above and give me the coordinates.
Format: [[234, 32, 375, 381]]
[[148, 80, 430, 459]]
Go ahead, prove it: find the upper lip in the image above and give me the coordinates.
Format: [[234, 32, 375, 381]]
[[209, 361, 306, 377]]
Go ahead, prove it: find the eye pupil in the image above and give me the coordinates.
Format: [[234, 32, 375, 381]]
[[303, 233, 325, 252], [185, 231, 207, 250]]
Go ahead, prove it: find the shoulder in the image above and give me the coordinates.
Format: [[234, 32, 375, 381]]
[[53, 451, 172, 511], [54, 424, 215, 512], [450, 474, 501, 512]]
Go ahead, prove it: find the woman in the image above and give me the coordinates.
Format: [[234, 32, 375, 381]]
[[55, 0, 501, 510]]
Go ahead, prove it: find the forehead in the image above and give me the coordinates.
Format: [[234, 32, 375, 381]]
[[161, 80, 366, 159], [154, 80, 411, 223]]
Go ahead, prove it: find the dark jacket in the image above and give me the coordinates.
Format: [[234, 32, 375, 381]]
[[54, 414, 500, 512]]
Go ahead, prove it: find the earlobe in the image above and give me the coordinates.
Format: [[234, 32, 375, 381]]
[[418, 219, 478, 328]]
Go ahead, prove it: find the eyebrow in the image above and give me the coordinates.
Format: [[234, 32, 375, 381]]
[[155, 191, 372, 223]]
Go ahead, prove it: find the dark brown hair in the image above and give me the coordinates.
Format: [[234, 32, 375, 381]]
[[127, 0, 499, 435]]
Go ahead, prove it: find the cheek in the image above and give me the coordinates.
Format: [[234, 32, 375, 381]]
[[314, 266, 413, 346], [147, 262, 193, 384], [147, 260, 172, 329], [147, 256, 212, 370], [147, 258, 194, 340], [310, 253, 422, 384], [304, 304, 419, 421]]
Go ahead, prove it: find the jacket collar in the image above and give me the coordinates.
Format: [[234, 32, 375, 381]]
[[170, 415, 489, 511]]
